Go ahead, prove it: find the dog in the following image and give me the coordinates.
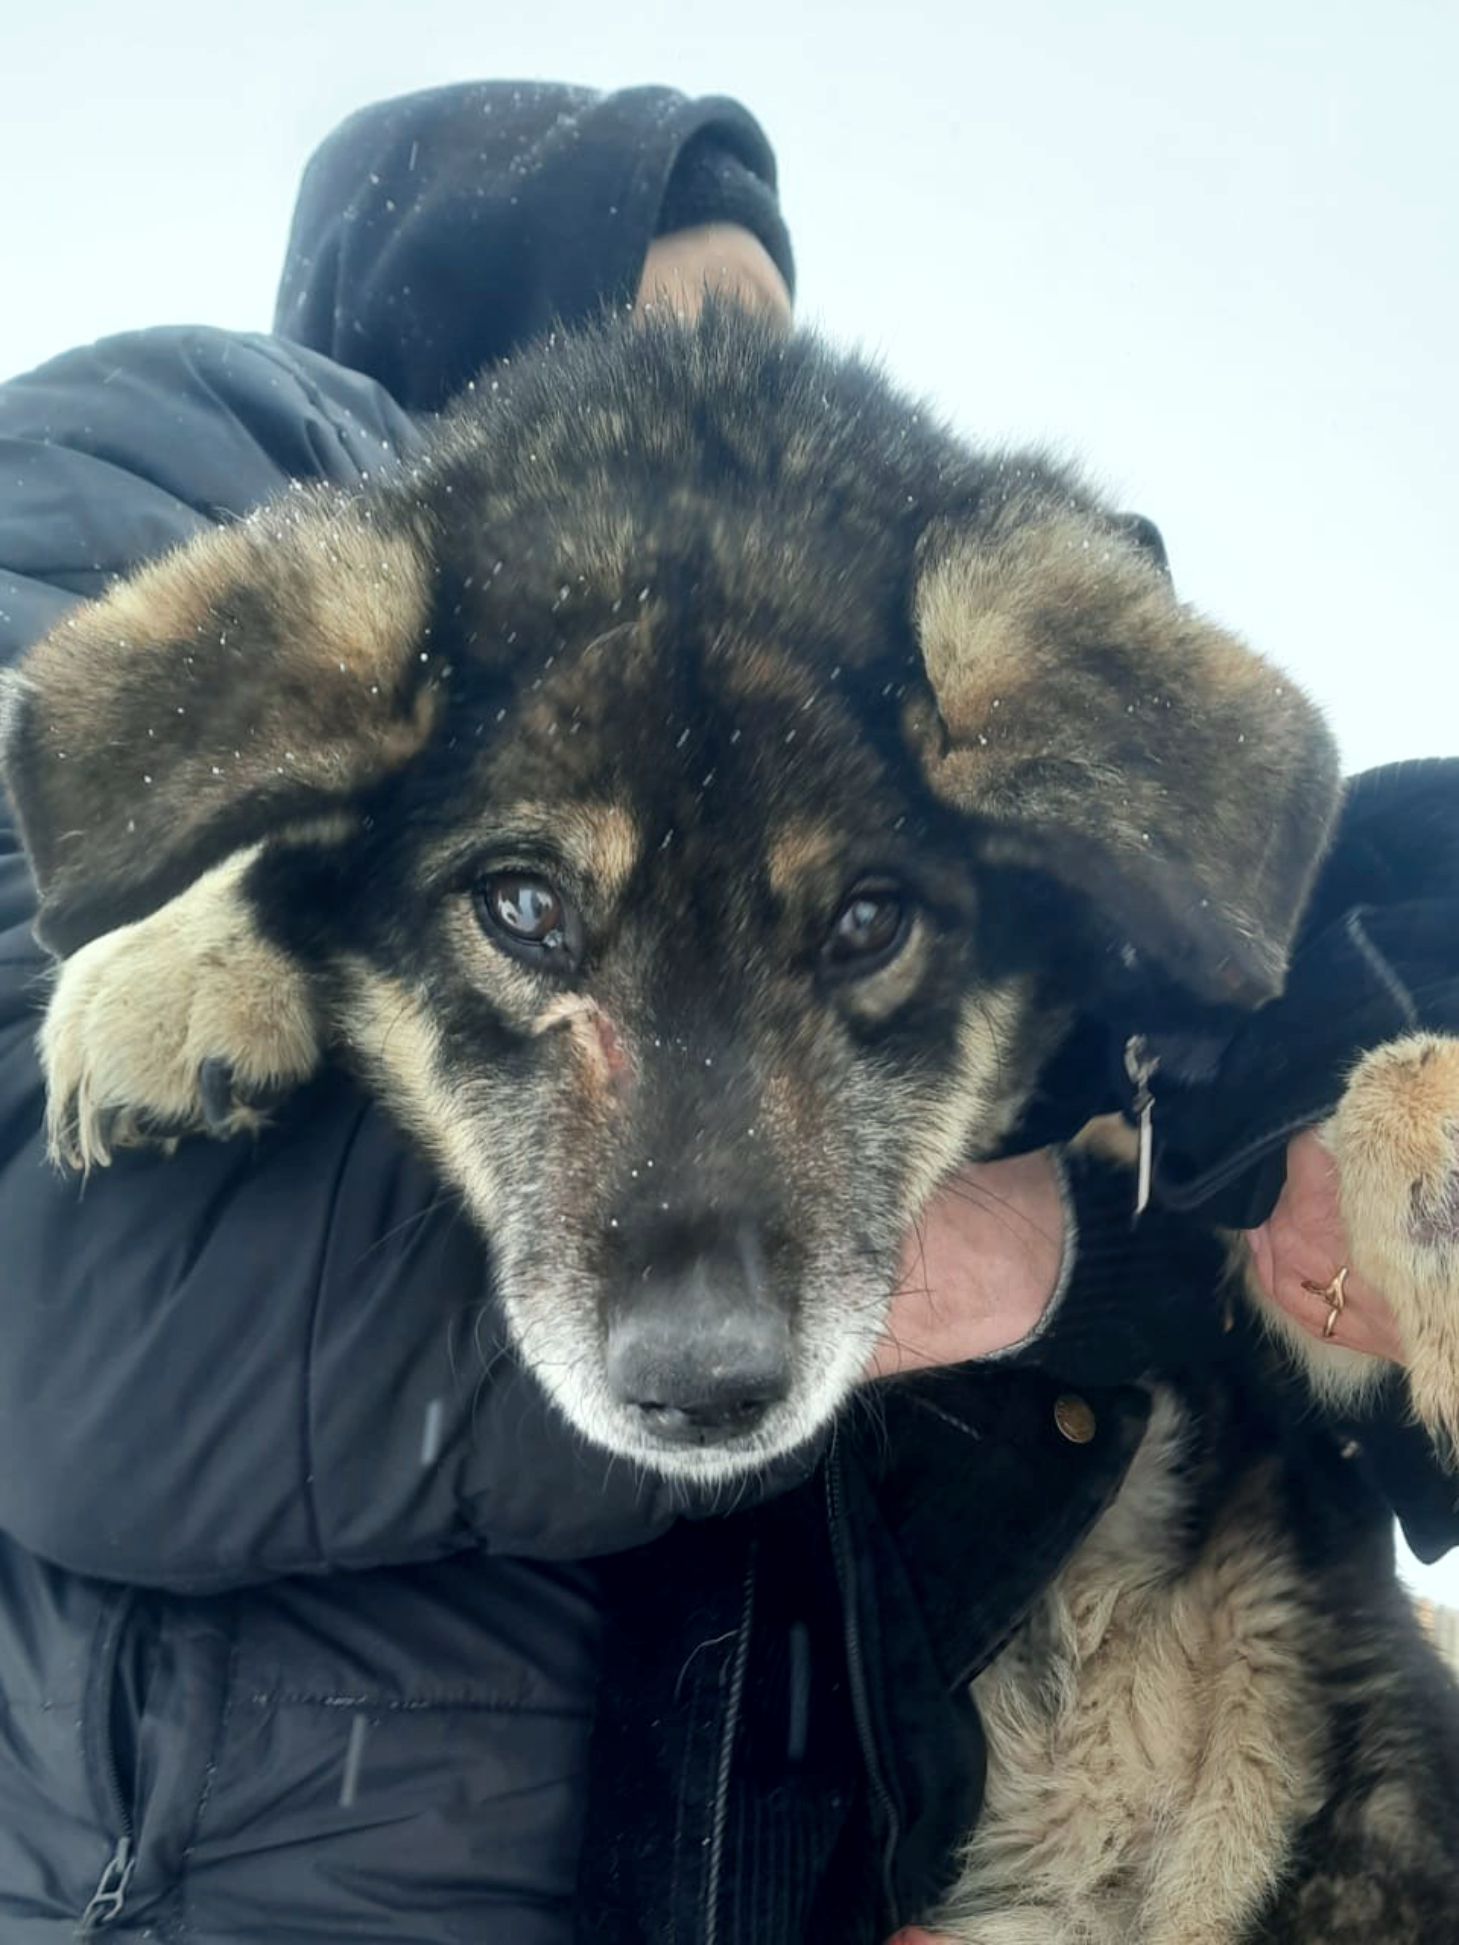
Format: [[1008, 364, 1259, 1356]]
[[4, 307, 1458, 1940]]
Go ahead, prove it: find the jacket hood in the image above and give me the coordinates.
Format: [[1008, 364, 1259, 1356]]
[[273, 81, 785, 413]]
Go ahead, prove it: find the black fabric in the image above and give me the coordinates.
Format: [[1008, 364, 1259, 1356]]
[[579, 1493, 865, 1943], [0, 75, 1454, 1944], [655, 127, 796, 290], [1149, 760, 1459, 1226], [274, 81, 789, 414], [0, 1538, 602, 1942]]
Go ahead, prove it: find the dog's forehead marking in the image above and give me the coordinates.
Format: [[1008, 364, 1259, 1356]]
[[766, 819, 843, 902], [474, 620, 924, 918], [550, 800, 641, 898], [425, 799, 641, 900]]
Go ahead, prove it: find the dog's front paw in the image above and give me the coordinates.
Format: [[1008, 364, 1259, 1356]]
[[1325, 1032, 1459, 1461], [40, 851, 322, 1170]]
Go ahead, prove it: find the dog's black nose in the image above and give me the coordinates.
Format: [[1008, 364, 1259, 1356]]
[[605, 1217, 791, 1444]]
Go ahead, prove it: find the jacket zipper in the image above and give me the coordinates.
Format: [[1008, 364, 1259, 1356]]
[[78, 1592, 140, 1933], [825, 1437, 901, 1930], [77, 1837, 135, 1935]]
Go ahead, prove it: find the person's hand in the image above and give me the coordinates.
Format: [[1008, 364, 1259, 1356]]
[[871, 1128, 1408, 1385], [868, 1149, 1067, 1378], [634, 222, 793, 330], [1243, 1129, 1405, 1365]]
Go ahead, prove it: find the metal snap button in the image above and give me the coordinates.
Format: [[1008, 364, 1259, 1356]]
[[1054, 1394, 1097, 1445]]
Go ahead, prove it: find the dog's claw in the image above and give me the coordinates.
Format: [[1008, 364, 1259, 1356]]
[[197, 1059, 295, 1131], [199, 1058, 237, 1131]]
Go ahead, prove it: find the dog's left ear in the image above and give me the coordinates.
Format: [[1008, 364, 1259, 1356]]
[[912, 500, 1341, 1007], [1, 488, 441, 956]]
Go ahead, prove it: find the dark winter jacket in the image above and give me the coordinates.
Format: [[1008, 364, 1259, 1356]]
[[0, 81, 1453, 1945]]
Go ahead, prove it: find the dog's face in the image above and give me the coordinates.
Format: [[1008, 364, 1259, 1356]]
[[321, 601, 1048, 1476], [2, 310, 1341, 1478]]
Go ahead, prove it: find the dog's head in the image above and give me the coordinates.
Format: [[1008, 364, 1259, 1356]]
[[2, 311, 1341, 1477]]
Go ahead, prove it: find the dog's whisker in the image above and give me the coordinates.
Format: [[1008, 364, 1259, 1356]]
[[356, 1186, 467, 1265]]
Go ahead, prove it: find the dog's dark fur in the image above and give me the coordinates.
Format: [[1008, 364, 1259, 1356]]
[[4, 308, 1458, 1939]]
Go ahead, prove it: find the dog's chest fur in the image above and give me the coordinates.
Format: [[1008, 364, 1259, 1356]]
[[940, 1387, 1327, 1944], [936, 1361, 1459, 1945]]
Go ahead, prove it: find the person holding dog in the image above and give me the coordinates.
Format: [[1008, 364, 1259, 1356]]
[[0, 80, 1455, 1943]]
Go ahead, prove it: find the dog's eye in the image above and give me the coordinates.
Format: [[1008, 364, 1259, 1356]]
[[475, 873, 576, 961], [822, 884, 910, 977]]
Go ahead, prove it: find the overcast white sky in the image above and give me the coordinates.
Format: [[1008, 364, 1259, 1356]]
[[5, 0, 1457, 1598]]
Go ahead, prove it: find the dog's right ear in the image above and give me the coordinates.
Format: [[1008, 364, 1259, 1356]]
[[910, 497, 1341, 1009], [0, 489, 440, 956]]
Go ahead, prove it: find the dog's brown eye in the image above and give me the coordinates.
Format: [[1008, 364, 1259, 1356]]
[[492, 877, 564, 943], [823, 885, 910, 975], [476, 873, 575, 959]]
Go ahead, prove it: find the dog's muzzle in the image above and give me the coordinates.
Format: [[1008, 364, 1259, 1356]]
[[604, 1214, 792, 1446]]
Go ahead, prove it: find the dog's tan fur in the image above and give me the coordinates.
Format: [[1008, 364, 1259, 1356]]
[[2, 490, 438, 956], [943, 1394, 1326, 1945], [424, 799, 644, 906], [916, 505, 1332, 1007], [41, 847, 322, 1169], [339, 961, 514, 1231]]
